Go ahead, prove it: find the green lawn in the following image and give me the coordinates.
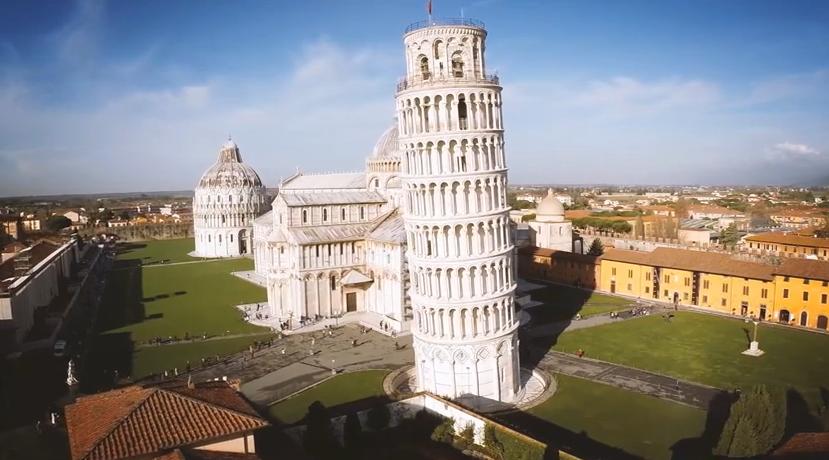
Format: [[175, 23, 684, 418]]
[[552, 311, 829, 409], [527, 284, 632, 323], [267, 370, 389, 424], [86, 239, 269, 384], [527, 374, 706, 460], [116, 238, 199, 264]]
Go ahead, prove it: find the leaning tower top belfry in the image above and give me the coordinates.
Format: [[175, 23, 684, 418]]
[[396, 18, 521, 407]]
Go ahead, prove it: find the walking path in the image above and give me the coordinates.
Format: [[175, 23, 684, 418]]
[[186, 323, 413, 408], [133, 331, 274, 349], [534, 350, 720, 409]]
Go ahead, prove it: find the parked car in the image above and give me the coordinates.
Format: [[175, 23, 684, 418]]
[[53, 340, 67, 357]]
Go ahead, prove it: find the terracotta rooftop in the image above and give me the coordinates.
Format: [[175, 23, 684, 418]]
[[745, 232, 829, 249], [687, 204, 745, 216], [154, 449, 261, 460], [603, 247, 775, 281], [776, 258, 829, 282], [517, 246, 600, 264], [771, 432, 829, 458], [65, 380, 268, 460], [0, 241, 61, 291]]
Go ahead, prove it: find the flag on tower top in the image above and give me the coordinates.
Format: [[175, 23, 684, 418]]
[[427, 0, 432, 15]]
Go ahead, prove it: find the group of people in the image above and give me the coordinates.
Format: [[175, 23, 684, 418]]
[[243, 303, 269, 321]]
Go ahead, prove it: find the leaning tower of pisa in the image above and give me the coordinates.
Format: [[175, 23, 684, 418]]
[[396, 18, 521, 405]]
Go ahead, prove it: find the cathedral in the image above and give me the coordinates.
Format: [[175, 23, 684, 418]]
[[251, 126, 409, 332]]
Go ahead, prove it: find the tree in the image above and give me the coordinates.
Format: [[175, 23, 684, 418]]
[[343, 412, 363, 452], [457, 423, 475, 450], [714, 385, 785, 458], [302, 402, 339, 458], [483, 423, 504, 457], [587, 238, 604, 256], [521, 213, 536, 223], [634, 215, 645, 238], [366, 404, 390, 432], [674, 198, 690, 218], [431, 417, 455, 444], [720, 223, 741, 248], [45, 215, 71, 232]]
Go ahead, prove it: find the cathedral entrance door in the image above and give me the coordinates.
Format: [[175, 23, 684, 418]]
[[346, 292, 357, 312]]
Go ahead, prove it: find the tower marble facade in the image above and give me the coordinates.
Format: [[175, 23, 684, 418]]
[[396, 19, 521, 404]]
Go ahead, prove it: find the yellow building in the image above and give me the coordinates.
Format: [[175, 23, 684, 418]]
[[597, 247, 826, 326], [772, 258, 829, 329], [744, 232, 829, 261]]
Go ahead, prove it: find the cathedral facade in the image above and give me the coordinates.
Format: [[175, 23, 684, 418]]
[[252, 127, 410, 332]]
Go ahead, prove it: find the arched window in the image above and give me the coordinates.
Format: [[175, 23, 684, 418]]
[[457, 94, 468, 130], [230, 234, 234, 242], [302, 209, 308, 223], [221, 215, 226, 224], [452, 52, 464, 77], [218, 234, 222, 243], [419, 56, 430, 80]]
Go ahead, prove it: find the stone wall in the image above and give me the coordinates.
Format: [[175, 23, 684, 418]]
[[78, 223, 194, 241]]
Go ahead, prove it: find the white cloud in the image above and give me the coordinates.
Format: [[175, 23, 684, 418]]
[[0, 38, 397, 196], [769, 142, 821, 159], [574, 77, 720, 116]]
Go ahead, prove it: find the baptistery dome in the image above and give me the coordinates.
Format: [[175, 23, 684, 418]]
[[192, 138, 269, 258]]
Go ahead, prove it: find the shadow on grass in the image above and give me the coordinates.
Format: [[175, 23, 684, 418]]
[[670, 390, 738, 459], [519, 283, 594, 370], [495, 410, 642, 459]]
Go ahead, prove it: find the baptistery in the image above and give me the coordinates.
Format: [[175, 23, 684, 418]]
[[193, 138, 269, 258]]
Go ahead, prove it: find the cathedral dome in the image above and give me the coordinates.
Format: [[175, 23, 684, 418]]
[[371, 124, 399, 159], [536, 189, 565, 219], [197, 139, 264, 188]]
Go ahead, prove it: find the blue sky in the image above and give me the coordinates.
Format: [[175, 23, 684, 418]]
[[1, 0, 828, 196]]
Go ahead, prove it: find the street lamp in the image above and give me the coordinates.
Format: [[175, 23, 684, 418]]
[[741, 320, 765, 357]]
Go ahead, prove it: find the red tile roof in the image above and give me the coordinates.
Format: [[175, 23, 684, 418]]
[[65, 381, 268, 460], [517, 246, 600, 264], [745, 232, 829, 249], [154, 449, 260, 460], [603, 247, 775, 280], [776, 258, 829, 282], [771, 432, 829, 457]]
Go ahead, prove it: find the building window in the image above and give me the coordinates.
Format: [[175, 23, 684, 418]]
[[218, 234, 222, 243], [341, 208, 346, 221], [451, 52, 464, 77], [804, 279, 809, 285], [360, 206, 365, 220], [803, 291, 809, 301], [702, 295, 708, 304], [230, 234, 234, 242], [628, 270, 633, 278], [742, 286, 749, 296], [683, 292, 689, 300], [761, 288, 768, 299], [664, 274, 670, 283], [302, 210, 308, 223], [315, 246, 319, 257], [784, 276, 790, 282], [645, 272, 651, 281], [783, 288, 789, 299], [823, 281, 828, 287], [330, 276, 336, 291], [703, 280, 709, 289], [323, 209, 328, 222], [721, 298, 727, 307], [611, 267, 616, 276], [722, 284, 728, 293], [822, 293, 827, 304], [627, 283, 632, 291], [645, 286, 650, 294], [684, 277, 690, 287], [663, 290, 668, 297]]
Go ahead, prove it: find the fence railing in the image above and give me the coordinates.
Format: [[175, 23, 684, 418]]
[[404, 18, 485, 34], [396, 72, 499, 92]]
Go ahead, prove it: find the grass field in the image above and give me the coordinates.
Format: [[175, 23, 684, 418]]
[[551, 311, 829, 409], [527, 374, 706, 460], [267, 370, 389, 424], [116, 239, 199, 264], [86, 239, 270, 383], [527, 283, 632, 323]]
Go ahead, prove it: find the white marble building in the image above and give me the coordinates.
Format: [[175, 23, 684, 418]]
[[252, 127, 410, 331], [396, 19, 521, 405], [193, 139, 269, 258], [528, 189, 573, 252]]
